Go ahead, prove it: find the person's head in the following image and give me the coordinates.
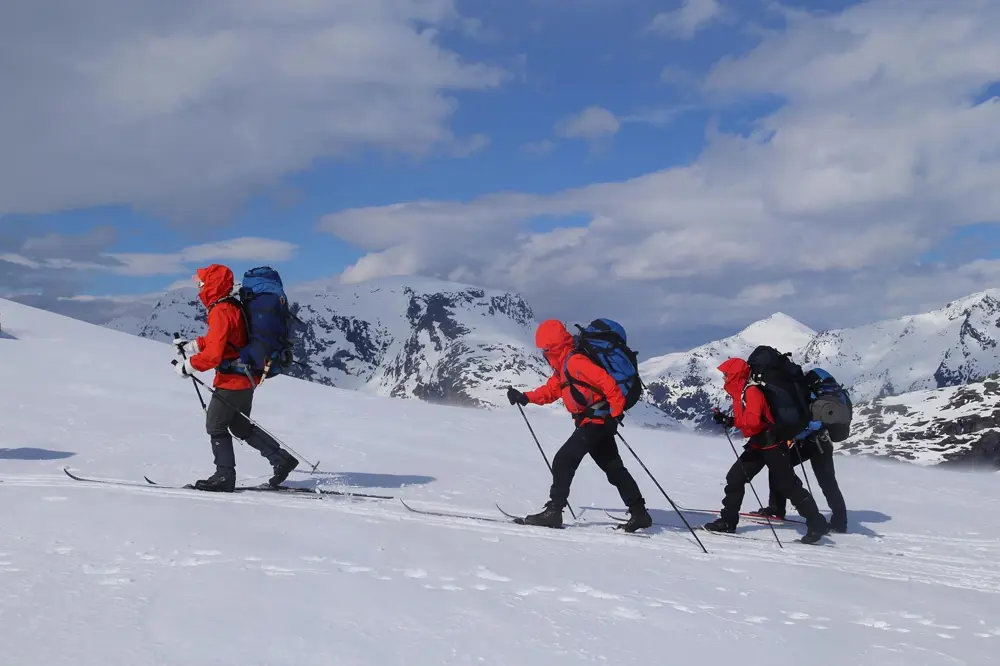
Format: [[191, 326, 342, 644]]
[[193, 264, 234, 307], [535, 319, 574, 369], [717, 357, 750, 388]]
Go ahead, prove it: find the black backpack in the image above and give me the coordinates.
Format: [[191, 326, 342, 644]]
[[805, 368, 853, 442], [744, 345, 812, 442]]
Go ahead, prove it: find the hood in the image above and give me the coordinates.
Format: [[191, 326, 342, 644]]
[[196, 264, 235, 308], [718, 357, 750, 395], [535, 319, 574, 369]]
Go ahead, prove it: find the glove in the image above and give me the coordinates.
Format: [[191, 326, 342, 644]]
[[173, 337, 199, 356], [712, 408, 734, 428], [613, 413, 625, 427], [172, 358, 194, 378], [507, 387, 529, 406]]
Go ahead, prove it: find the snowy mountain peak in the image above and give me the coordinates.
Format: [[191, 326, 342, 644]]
[[642, 286, 1000, 436], [737, 312, 816, 350], [107, 276, 676, 427]]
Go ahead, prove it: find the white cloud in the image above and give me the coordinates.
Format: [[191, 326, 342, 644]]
[[737, 280, 796, 304], [554, 106, 621, 140], [316, 1, 1000, 355], [650, 0, 722, 39], [0, 0, 505, 220], [110, 238, 299, 276]]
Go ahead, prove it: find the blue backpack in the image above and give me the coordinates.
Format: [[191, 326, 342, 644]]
[[804, 368, 853, 442], [219, 266, 297, 380], [565, 318, 644, 417]]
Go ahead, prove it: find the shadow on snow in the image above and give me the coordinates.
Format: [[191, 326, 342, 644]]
[[0, 447, 76, 461], [289, 470, 436, 491]]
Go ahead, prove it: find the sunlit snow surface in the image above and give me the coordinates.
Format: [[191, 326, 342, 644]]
[[2, 299, 998, 665]]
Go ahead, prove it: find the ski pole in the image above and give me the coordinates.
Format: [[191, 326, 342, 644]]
[[174, 333, 207, 412], [516, 404, 577, 521], [616, 432, 708, 554], [793, 440, 814, 497], [173, 362, 321, 473], [720, 423, 783, 548]]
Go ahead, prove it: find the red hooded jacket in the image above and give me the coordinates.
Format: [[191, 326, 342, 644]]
[[718, 357, 778, 449], [524, 320, 625, 426], [189, 264, 254, 391]]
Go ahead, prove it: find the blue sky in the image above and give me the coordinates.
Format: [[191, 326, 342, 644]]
[[3, 0, 1000, 355]]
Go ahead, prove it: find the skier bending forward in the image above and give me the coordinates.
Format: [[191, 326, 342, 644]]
[[506, 319, 652, 532]]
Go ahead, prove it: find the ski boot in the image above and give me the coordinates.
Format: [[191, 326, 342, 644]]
[[522, 501, 563, 528], [268, 453, 299, 487], [829, 514, 848, 534], [703, 517, 737, 533], [800, 517, 831, 545], [194, 467, 236, 492], [615, 503, 653, 533], [748, 506, 785, 520]]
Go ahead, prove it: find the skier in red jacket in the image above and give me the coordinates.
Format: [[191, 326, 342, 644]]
[[506, 319, 652, 532], [704, 357, 829, 544], [172, 264, 298, 492]]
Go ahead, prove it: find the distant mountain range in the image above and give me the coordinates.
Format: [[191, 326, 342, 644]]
[[108, 277, 677, 428], [103, 276, 1000, 466]]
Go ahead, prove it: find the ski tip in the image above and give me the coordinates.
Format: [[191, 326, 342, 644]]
[[143, 476, 157, 485]]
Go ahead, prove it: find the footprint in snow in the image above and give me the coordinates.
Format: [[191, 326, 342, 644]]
[[516, 586, 557, 597], [744, 616, 769, 624], [612, 607, 644, 620], [571, 583, 621, 600], [475, 568, 511, 582], [43, 496, 68, 502], [405, 569, 428, 579], [784, 612, 811, 620], [82, 564, 121, 575], [99, 578, 134, 586], [193, 550, 222, 557]]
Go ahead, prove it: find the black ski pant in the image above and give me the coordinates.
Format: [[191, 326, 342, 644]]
[[769, 434, 847, 528], [205, 387, 287, 471], [721, 443, 827, 531], [549, 421, 644, 510]]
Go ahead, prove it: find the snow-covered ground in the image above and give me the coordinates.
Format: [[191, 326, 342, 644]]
[[2, 298, 998, 666]]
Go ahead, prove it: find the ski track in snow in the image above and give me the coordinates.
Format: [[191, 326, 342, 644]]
[[2, 298, 999, 666]]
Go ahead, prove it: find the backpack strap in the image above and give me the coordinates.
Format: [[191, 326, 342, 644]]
[[562, 353, 610, 421]]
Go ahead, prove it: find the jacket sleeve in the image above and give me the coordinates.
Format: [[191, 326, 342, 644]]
[[190, 305, 233, 372], [524, 374, 562, 405], [569, 355, 626, 417], [733, 386, 771, 437]]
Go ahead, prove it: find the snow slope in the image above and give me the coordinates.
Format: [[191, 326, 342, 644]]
[[2, 298, 999, 665], [640, 313, 817, 430]]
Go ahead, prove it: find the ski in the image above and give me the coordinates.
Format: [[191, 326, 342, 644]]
[[673, 505, 807, 525], [700, 526, 775, 542], [145, 475, 393, 500], [67, 468, 391, 500], [398, 499, 510, 524], [700, 526, 834, 547], [65, 468, 165, 488]]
